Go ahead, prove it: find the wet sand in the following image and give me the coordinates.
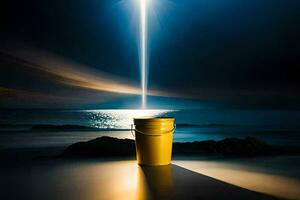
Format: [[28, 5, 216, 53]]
[[0, 158, 279, 200]]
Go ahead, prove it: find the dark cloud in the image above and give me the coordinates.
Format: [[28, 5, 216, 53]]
[[0, 0, 299, 109]]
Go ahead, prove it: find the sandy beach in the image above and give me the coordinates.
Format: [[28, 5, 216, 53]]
[[1, 144, 300, 200], [0, 158, 278, 200]]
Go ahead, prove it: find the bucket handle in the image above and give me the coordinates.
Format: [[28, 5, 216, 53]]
[[130, 124, 176, 137]]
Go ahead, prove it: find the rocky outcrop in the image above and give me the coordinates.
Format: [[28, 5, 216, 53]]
[[62, 136, 298, 157], [63, 136, 135, 157]]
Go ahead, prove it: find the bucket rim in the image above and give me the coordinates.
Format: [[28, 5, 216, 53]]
[[134, 117, 174, 121]]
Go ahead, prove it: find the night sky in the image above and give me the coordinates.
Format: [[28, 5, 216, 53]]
[[0, 0, 299, 109]]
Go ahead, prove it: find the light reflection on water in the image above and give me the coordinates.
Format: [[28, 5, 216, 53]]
[[1, 109, 300, 147], [85, 109, 174, 129]]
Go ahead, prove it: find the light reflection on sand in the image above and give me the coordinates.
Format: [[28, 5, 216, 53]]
[[0, 160, 171, 200], [37, 161, 139, 200], [1, 159, 288, 200], [174, 160, 300, 200]]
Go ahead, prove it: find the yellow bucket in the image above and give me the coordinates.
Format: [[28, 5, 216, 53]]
[[132, 118, 175, 166]]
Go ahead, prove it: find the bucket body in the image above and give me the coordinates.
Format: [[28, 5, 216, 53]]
[[133, 118, 175, 166]]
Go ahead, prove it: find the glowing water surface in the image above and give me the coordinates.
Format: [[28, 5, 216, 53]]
[[86, 109, 172, 129]]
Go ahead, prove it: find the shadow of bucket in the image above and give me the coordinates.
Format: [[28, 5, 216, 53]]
[[137, 165, 173, 199], [131, 118, 175, 166]]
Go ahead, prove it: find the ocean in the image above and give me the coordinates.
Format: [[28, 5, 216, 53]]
[[0, 109, 300, 148], [1, 109, 300, 199]]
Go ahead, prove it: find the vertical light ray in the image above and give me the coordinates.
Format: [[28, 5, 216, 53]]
[[140, 0, 147, 109]]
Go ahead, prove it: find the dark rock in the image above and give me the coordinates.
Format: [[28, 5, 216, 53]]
[[61, 136, 299, 158], [63, 136, 135, 157]]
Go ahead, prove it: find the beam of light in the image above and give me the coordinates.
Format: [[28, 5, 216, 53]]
[[140, 0, 147, 109]]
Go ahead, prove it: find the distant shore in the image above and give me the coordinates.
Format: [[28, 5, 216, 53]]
[[0, 123, 270, 131]]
